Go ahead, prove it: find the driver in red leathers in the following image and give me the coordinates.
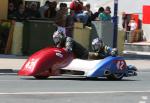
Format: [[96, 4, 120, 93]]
[[52, 30, 89, 59]]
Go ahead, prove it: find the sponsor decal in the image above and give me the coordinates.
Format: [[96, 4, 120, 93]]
[[25, 59, 37, 69], [54, 50, 62, 53], [56, 52, 63, 58], [54, 50, 63, 58]]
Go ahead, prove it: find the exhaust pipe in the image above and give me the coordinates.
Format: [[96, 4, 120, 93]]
[[104, 70, 111, 76]]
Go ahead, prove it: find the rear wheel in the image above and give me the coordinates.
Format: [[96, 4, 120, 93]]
[[34, 75, 49, 79], [106, 73, 124, 80]]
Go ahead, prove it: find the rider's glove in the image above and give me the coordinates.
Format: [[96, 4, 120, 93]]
[[65, 47, 72, 53], [94, 52, 99, 56], [110, 48, 118, 56]]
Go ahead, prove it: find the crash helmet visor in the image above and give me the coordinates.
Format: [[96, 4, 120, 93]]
[[53, 37, 61, 44]]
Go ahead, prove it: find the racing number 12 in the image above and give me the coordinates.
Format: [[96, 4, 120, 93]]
[[116, 60, 126, 70]]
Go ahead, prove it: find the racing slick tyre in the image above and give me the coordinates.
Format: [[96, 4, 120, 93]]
[[34, 75, 49, 79], [86, 77, 98, 80], [106, 73, 124, 80], [34, 71, 50, 79]]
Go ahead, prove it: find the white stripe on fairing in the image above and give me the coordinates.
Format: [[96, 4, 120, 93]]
[[62, 59, 101, 73], [0, 91, 150, 95]]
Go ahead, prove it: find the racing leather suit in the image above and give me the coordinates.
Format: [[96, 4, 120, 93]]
[[89, 45, 118, 59], [55, 36, 89, 59]]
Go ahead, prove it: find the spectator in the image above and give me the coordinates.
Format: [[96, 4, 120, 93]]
[[39, 0, 50, 18], [105, 6, 111, 14], [98, 6, 111, 21], [13, 3, 27, 21], [70, 0, 83, 14], [85, 3, 93, 26], [24, 2, 31, 13], [128, 18, 137, 31], [26, 2, 41, 19], [127, 18, 138, 42], [45, 1, 57, 18], [66, 9, 75, 37], [122, 12, 128, 30], [92, 7, 104, 20], [55, 3, 68, 36], [76, 10, 89, 26], [8, 2, 16, 19], [85, 3, 93, 17]]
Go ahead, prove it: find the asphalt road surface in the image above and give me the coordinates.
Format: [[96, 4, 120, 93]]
[[0, 71, 150, 103]]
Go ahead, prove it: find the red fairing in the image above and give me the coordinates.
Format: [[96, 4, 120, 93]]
[[18, 47, 74, 76]]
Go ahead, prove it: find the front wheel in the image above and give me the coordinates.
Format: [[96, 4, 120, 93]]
[[106, 73, 124, 80], [34, 71, 50, 79]]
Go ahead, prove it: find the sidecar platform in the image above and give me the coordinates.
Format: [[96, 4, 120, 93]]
[[61, 59, 102, 76], [61, 56, 127, 78]]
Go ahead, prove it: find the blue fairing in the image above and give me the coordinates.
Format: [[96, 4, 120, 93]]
[[86, 56, 127, 77]]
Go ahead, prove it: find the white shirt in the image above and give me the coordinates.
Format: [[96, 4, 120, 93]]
[[129, 21, 137, 31]]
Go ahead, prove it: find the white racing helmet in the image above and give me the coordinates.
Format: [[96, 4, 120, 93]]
[[53, 30, 64, 45], [92, 38, 103, 51]]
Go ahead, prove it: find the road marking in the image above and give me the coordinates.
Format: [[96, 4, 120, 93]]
[[142, 96, 148, 100], [0, 91, 150, 95], [0, 73, 17, 75], [139, 96, 148, 103], [139, 101, 146, 103]]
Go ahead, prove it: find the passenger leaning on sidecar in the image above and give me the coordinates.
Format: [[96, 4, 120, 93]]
[[89, 38, 118, 59], [53, 30, 89, 59]]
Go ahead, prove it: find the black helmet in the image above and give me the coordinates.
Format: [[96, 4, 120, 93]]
[[92, 38, 103, 51], [53, 30, 64, 45]]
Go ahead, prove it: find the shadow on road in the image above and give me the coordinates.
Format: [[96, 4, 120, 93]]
[[20, 76, 139, 81]]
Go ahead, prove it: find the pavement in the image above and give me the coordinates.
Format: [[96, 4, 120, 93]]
[[0, 54, 150, 73], [0, 54, 27, 73]]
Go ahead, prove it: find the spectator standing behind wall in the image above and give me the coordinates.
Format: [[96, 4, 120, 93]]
[[70, 0, 83, 14], [26, 2, 41, 19], [44, 1, 57, 19], [76, 11, 89, 26], [126, 18, 137, 43], [122, 12, 128, 31], [13, 3, 27, 21], [70, 0, 84, 22], [66, 10, 75, 37], [92, 7, 104, 21], [85, 3, 93, 26], [8, 2, 16, 19], [98, 6, 111, 21], [55, 3, 68, 36], [128, 18, 137, 31], [39, 0, 50, 18]]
